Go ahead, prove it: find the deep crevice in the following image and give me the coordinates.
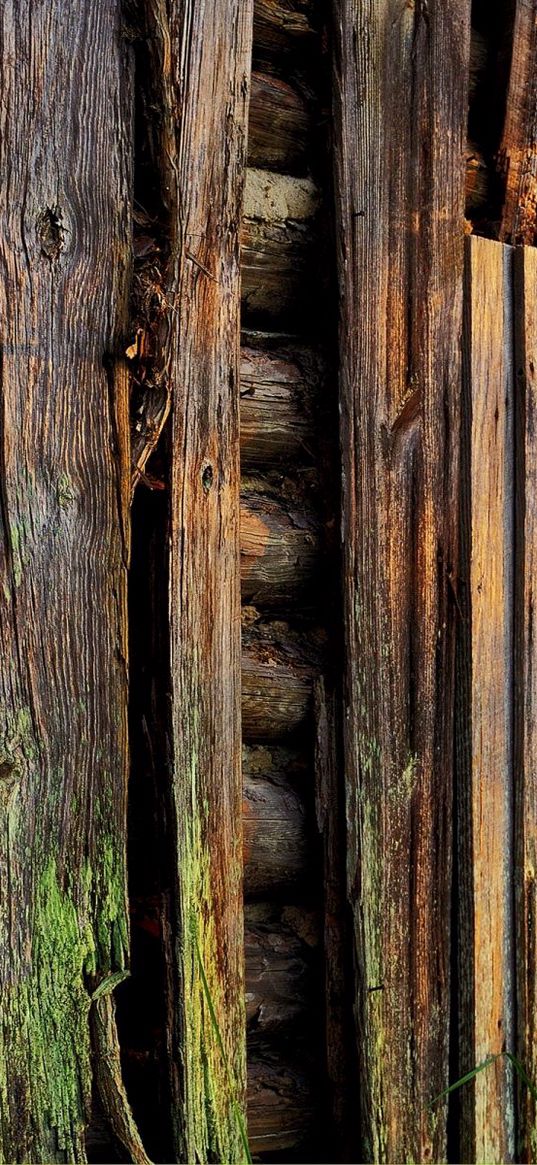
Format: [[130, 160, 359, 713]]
[[466, 0, 516, 235]]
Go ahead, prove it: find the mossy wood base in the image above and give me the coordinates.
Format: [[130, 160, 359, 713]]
[[0, 2, 133, 1160]]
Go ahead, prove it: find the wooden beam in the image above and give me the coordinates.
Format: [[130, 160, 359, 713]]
[[331, 1, 471, 1159], [498, 2, 537, 244], [149, 2, 254, 1160], [457, 236, 515, 1164], [514, 245, 537, 1163], [0, 3, 134, 1160]]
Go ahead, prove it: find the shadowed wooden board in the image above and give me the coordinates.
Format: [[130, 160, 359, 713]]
[[152, 1, 254, 1161], [457, 235, 515, 1164], [498, 2, 537, 244], [0, 3, 134, 1160], [332, 1, 471, 1159], [514, 245, 537, 1163]]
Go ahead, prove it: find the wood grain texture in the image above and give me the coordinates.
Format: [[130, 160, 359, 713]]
[[245, 909, 311, 1032], [240, 346, 317, 467], [0, 4, 134, 1160], [253, 0, 315, 55], [332, 1, 471, 1159], [248, 72, 310, 173], [157, 1, 254, 1160], [241, 168, 319, 320], [241, 619, 316, 741], [243, 776, 309, 894], [241, 482, 319, 607], [247, 1051, 314, 1154], [513, 246, 537, 1163], [498, 2, 537, 244], [457, 236, 515, 1163]]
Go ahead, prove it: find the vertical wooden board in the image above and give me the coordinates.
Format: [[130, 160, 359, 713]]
[[498, 2, 537, 244], [0, 3, 133, 1162], [514, 245, 537, 1162], [332, 2, 471, 1160], [458, 236, 515, 1164], [163, 3, 254, 1162]]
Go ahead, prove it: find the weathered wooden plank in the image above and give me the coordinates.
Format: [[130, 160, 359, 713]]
[[498, 2, 537, 244], [457, 235, 515, 1163], [147, 1, 254, 1160], [0, 4, 135, 1161], [513, 245, 537, 1163], [332, 2, 471, 1160]]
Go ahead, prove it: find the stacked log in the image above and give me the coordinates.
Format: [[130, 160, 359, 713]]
[[240, 7, 329, 1154]]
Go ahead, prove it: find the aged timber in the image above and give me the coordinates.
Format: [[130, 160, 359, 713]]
[[332, 1, 471, 1160], [0, 2, 135, 1161], [457, 236, 515, 1164], [144, 0, 254, 1160], [514, 246, 537, 1163], [498, 2, 537, 244]]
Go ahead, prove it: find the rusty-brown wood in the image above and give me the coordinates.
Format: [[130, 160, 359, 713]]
[[514, 245, 537, 1163], [457, 235, 515, 1164], [151, 0, 254, 1159], [498, 2, 537, 244], [332, 1, 471, 1159], [0, 4, 136, 1161]]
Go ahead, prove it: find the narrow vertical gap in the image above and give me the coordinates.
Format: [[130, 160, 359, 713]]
[[466, 0, 516, 234], [110, 5, 177, 1158]]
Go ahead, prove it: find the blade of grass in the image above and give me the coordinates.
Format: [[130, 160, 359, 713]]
[[429, 1055, 501, 1108], [193, 928, 253, 1165], [505, 1053, 537, 1104]]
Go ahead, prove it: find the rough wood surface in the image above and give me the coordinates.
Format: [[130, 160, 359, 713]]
[[457, 236, 515, 1163], [498, 2, 537, 243], [241, 168, 319, 319], [241, 618, 316, 740], [241, 482, 319, 607], [513, 246, 537, 1163], [243, 776, 309, 894], [157, 1, 254, 1160], [240, 346, 317, 466], [332, 2, 471, 1160], [0, 4, 135, 1160], [248, 72, 309, 172]]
